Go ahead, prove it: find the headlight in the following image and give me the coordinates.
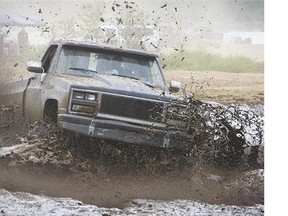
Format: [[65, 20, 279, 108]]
[[85, 93, 96, 101], [73, 91, 97, 101], [166, 118, 188, 128], [73, 91, 85, 99], [71, 90, 98, 114], [71, 104, 94, 113], [166, 102, 190, 129]]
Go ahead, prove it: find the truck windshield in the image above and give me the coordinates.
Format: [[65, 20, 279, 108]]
[[55, 46, 165, 89]]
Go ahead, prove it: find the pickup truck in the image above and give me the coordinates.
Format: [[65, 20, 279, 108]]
[[0, 40, 196, 149]]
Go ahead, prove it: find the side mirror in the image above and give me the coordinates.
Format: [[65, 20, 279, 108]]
[[169, 80, 181, 93], [27, 61, 44, 73]]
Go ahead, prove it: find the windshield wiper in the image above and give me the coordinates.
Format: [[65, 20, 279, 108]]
[[69, 67, 99, 74], [110, 74, 139, 80], [110, 74, 155, 88], [143, 81, 156, 89]]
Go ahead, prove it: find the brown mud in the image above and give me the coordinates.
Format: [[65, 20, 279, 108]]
[[0, 161, 263, 209], [0, 110, 264, 209]]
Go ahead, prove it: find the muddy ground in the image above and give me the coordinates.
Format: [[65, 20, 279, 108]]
[[164, 70, 264, 105], [0, 118, 264, 209], [0, 68, 264, 214]]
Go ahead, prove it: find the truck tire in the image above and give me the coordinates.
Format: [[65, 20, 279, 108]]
[[43, 99, 58, 124]]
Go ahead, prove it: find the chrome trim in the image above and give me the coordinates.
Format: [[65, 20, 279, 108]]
[[97, 113, 167, 128]]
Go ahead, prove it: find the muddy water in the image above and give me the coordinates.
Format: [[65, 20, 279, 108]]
[[0, 104, 264, 209], [0, 161, 263, 209]]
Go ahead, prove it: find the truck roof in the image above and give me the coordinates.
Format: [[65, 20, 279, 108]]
[[53, 39, 159, 58]]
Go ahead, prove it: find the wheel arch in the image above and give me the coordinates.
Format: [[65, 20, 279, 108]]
[[43, 98, 59, 123]]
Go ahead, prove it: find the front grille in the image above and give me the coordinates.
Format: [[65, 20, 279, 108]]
[[100, 94, 164, 122]]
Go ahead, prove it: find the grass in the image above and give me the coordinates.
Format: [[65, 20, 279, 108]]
[[161, 50, 264, 73]]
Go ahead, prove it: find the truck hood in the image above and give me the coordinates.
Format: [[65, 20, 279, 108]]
[[50, 73, 176, 101]]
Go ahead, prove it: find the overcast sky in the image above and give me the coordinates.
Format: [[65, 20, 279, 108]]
[[0, 0, 264, 31]]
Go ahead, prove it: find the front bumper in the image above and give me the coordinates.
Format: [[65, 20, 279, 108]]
[[58, 114, 194, 149]]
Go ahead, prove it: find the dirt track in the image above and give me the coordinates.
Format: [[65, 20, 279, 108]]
[[164, 70, 264, 104]]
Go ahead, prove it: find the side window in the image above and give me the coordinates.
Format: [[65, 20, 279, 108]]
[[42, 45, 58, 73]]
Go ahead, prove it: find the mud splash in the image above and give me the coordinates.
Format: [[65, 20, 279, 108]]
[[166, 98, 264, 168], [0, 103, 264, 209]]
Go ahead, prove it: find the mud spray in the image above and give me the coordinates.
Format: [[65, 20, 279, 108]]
[[0, 100, 264, 209]]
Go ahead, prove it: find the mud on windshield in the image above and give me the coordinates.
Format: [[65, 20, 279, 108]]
[[55, 45, 166, 89]]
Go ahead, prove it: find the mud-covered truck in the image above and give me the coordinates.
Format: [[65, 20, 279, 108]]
[[0, 40, 197, 149]]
